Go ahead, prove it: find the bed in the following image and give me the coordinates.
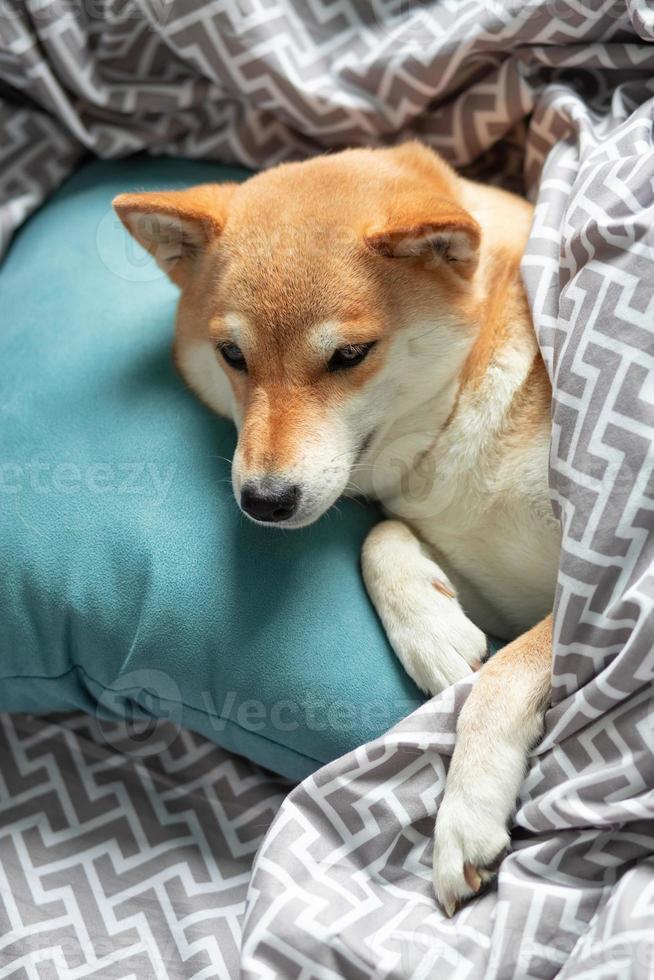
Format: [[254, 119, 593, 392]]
[[1, 2, 653, 977]]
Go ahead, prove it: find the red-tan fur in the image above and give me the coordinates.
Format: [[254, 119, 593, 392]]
[[114, 142, 559, 916]]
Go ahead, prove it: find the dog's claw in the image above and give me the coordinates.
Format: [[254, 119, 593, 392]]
[[443, 896, 457, 919], [433, 792, 510, 917], [463, 862, 482, 893], [437, 858, 503, 917]]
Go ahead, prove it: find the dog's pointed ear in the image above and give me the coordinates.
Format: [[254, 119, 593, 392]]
[[113, 183, 237, 287], [365, 200, 481, 279]]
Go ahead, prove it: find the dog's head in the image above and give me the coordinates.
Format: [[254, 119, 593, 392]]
[[114, 143, 481, 527]]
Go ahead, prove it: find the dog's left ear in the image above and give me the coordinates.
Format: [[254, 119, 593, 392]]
[[113, 183, 236, 287], [365, 201, 481, 279]]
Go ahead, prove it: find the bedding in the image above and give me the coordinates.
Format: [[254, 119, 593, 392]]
[[1, 1, 654, 979], [0, 711, 287, 979]]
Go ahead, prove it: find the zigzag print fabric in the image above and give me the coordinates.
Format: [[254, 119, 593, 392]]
[[0, 713, 288, 978], [1, 1, 654, 977]]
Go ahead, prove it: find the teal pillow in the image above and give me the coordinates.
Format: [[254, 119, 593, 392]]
[[0, 157, 424, 780]]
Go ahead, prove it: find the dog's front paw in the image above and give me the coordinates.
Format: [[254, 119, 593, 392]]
[[362, 519, 488, 695], [403, 608, 487, 695], [432, 787, 510, 917]]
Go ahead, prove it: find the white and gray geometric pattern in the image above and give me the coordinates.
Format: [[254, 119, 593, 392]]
[[1, 1, 654, 977], [0, 712, 288, 979]]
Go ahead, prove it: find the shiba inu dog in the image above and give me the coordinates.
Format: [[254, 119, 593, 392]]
[[114, 142, 560, 916]]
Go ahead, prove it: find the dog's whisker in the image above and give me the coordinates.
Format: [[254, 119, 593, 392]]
[[343, 493, 367, 509], [344, 479, 367, 496], [206, 454, 234, 465]]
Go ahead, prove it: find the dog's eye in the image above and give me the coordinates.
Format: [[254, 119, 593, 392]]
[[218, 342, 247, 372], [328, 342, 376, 372]]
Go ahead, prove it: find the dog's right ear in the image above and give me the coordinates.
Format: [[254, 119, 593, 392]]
[[113, 183, 236, 287]]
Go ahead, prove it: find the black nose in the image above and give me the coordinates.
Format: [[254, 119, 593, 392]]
[[240, 481, 300, 523]]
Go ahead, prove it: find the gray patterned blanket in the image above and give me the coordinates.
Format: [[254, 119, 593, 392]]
[[1, 1, 654, 978]]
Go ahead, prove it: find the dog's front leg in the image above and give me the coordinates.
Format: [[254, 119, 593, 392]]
[[432, 614, 553, 916], [361, 520, 488, 695]]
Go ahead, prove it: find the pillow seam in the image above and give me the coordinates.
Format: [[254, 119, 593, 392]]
[[0, 661, 327, 768]]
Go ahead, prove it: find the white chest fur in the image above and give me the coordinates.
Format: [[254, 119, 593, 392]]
[[367, 323, 560, 639]]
